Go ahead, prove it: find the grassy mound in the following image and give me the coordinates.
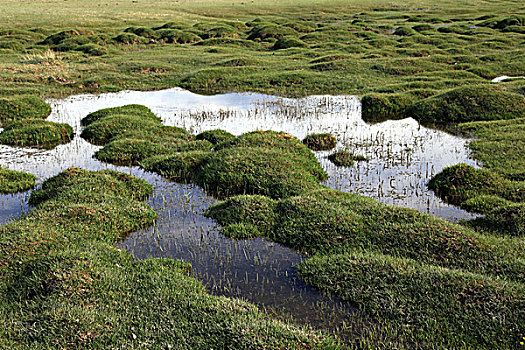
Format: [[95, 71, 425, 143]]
[[468, 203, 524, 236], [0, 167, 36, 194], [328, 150, 368, 167], [140, 151, 209, 182], [2, 167, 335, 348], [0, 96, 51, 128], [0, 119, 73, 149], [361, 93, 417, 122], [196, 131, 326, 198], [302, 133, 336, 151], [81, 105, 210, 165], [207, 188, 523, 281], [459, 118, 525, 181], [404, 85, 525, 123], [272, 36, 307, 50], [195, 129, 235, 145], [298, 252, 524, 349], [81, 104, 159, 126], [198, 145, 323, 199], [428, 164, 523, 206]]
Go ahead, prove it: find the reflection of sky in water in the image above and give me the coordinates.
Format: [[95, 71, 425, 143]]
[[0, 88, 479, 338]]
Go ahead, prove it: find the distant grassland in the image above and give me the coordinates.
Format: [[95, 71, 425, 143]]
[[0, 0, 523, 97]]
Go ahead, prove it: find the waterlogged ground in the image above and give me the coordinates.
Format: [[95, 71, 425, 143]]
[[0, 87, 479, 335]]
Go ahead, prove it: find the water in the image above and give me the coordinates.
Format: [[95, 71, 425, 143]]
[[0, 87, 479, 338]]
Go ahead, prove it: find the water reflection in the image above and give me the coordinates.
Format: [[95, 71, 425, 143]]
[[0, 87, 478, 338]]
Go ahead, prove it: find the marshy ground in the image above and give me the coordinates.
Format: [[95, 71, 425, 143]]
[[0, 0, 524, 348]]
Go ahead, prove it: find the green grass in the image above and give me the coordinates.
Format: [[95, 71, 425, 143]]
[[1, 0, 525, 347], [0, 119, 73, 149], [195, 129, 235, 145], [298, 252, 524, 349], [0, 97, 51, 127], [0, 167, 36, 194], [404, 85, 525, 124], [0, 167, 336, 348]]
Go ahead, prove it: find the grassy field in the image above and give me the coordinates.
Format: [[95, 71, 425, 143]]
[[0, 0, 524, 348]]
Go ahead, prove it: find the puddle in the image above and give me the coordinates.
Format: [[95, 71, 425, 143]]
[[0, 87, 479, 339]]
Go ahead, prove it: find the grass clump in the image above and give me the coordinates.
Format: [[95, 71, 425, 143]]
[[361, 93, 417, 122], [140, 151, 209, 182], [298, 252, 524, 349], [328, 150, 368, 167], [0, 96, 51, 127], [272, 36, 307, 50], [196, 129, 235, 145], [428, 163, 522, 206], [81, 104, 209, 165], [302, 133, 336, 151], [81, 104, 159, 126], [404, 85, 525, 123], [247, 24, 298, 41], [0, 119, 73, 149], [196, 131, 326, 198], [0, 167, 35, 194]]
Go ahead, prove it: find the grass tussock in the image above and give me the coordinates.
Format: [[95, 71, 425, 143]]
[[0, 119, 73, 149], [302, 133, 337, 151], [0, 167, 35, 194], [0, 96, 51, 128]]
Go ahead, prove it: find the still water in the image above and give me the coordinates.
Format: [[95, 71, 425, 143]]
[[0, 87, 478, 337]]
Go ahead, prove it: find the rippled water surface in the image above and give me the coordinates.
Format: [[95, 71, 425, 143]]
[[0, 87, 479, 336]]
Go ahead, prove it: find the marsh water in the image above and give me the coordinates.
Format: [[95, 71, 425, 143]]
[[0, 87, 479, 337]]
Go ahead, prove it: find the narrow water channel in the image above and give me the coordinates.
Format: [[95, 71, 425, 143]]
[[0, 87, 479, 338]]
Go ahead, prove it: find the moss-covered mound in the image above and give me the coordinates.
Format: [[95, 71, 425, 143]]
[[196, 130, 326, 198], [404, 86, 525, 123], [81, 105, 210, 165], [0, 167, 36, 194], [298, 252, 524, 349], [361, 93, 417, 122], [302, 133, 336, 151], [196, 129, 235, 145], [81, 104, 159, 126], [428, 164, 523, 206], [207, 188, 523, 281], [0, 119, 73, 149], [140, 151, 209, 182], [0, 96, 51, 127], [327, 150, 368, 167]]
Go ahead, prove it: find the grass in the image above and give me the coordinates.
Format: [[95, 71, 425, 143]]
[[0, 167, 336, 348], [0, 119, 74, 149], [302, 133, 337, 151], [404, 85, 525, 124], [1, 0, 525, 347], [328, 150, 368, 167], [0, 96, 51, 127], [207, 187, 524, 347], [0, 167, 35, 194], [298, 252, 524, 349]]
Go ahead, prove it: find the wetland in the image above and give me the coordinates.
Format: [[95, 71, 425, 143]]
[[0, 0, 524, 348]]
